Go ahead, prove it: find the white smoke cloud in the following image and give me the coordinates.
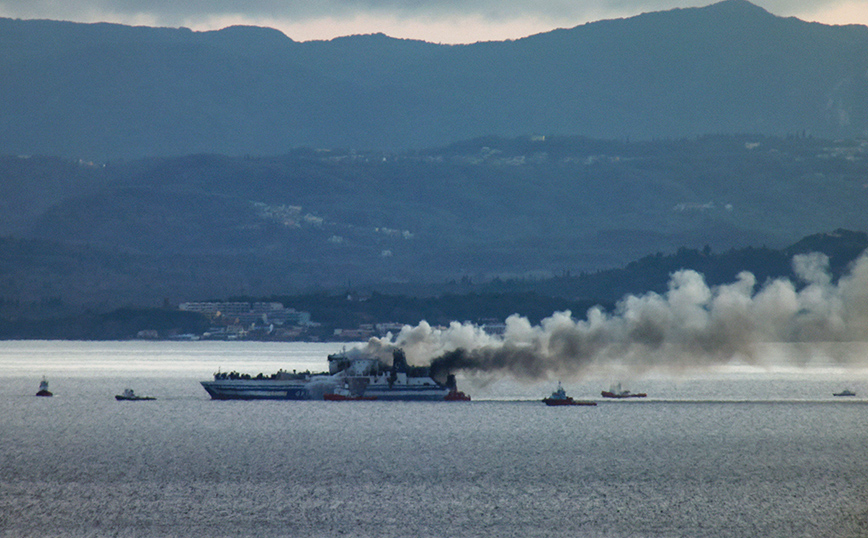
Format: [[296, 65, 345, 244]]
[[366, 251, 868, 381]]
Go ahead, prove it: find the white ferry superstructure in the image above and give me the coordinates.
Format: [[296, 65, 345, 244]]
[[200, 348, 463, 401]]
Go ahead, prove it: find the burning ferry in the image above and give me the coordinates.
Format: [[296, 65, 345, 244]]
[[200, 348, 468, 401]]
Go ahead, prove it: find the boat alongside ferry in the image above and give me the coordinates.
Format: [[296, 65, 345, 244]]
[[200, 348, 468, 401]]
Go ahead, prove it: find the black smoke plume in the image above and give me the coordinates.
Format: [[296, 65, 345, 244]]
[[365, 251, 868, 381]]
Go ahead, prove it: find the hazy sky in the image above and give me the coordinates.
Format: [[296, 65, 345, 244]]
[[0, 0, 865, 43]]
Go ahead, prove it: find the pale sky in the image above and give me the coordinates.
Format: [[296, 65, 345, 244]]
[[0, 0, 865, 44]]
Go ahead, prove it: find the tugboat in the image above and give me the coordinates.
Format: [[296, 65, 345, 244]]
[[543, 382, 596, 406], [833, 389, 856, 397], [115, 388, 156, 401], [35, 377, 53, 397], [444, 374, 471, 401], [601, 382, 647, 399], [444, 389, 471, 401]]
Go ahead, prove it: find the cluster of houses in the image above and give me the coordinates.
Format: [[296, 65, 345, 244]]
[[138, 301, 509, 342], [171, 301, 432, 341], [177, 301, 315, 340]]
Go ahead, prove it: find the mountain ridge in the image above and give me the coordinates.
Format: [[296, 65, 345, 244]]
[[2, 1, 867, 159]]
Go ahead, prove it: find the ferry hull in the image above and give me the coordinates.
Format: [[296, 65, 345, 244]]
[[201, 380, 452, 401], [362, 388, 451, 401], [200, 348, 469, 401], [200, 380, 312, 400]]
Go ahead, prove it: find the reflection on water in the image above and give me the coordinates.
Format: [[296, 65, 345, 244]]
[[2, 341, 868, 537], [3, 340, 868, 401]]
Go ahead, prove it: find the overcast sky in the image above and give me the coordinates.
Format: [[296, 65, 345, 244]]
[[0, 0, 865, 43]]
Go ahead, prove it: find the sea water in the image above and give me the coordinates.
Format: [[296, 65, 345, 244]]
[[1, 341, 868, 537]]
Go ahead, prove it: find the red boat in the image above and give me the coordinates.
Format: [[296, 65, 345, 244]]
[[445, 389, 471, 401], [543, 383, 596, 406]]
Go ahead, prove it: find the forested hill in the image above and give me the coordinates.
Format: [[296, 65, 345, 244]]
[[2, 228, 866, 339], [2, 0, 867, 159], [477, 229, 868, 305], [2, 134, 868, 313]]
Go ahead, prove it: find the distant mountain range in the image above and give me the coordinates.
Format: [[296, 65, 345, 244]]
[[3, 1, 868, 317], [1, 134, 867, 313], [2, 0, 867, 160]]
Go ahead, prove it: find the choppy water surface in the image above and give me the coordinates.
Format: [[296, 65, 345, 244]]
[[2, 341, 868, 537]]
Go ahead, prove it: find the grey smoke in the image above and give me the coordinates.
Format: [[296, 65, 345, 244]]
[[365, 251, 868, 381]]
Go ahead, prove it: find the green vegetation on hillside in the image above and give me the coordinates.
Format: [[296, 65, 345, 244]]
[[1, 228, 864, 340], [1, 135, 867, 313]]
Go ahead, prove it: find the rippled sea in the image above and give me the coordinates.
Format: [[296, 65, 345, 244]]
[[2, 341, 868, 537]]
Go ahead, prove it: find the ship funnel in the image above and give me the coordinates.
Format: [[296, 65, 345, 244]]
[[328, 352, 350, 375], [445, 374, 457, 390], [392, 349, 408, 373]]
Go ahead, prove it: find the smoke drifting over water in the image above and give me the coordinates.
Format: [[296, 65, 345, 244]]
[[366, 252, 868, 381]]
